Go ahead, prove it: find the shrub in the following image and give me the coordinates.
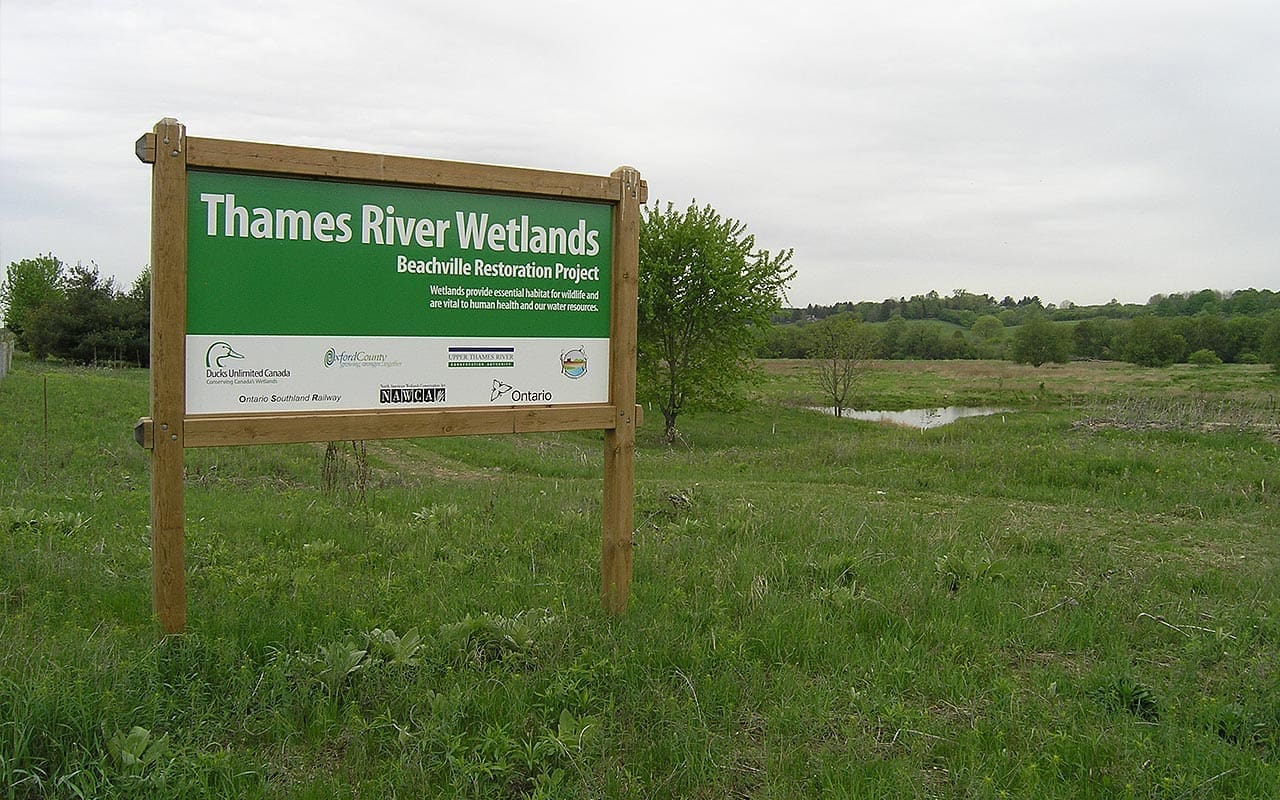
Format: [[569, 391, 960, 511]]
[[1187, 348, 1223, 366]]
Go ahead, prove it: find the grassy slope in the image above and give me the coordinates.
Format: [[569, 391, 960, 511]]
[[1, 354, 1277, 798]]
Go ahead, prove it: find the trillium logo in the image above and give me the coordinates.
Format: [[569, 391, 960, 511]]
[[490, 379, 552, 403], [490, 379, 513, 401], [205, 341, 244, 368]]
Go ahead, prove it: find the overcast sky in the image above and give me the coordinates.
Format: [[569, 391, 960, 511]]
[[2, 1, 1276, 308]]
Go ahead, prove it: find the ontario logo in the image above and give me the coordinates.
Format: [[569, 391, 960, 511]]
[[206, 341, 244, 368], [560, 347, 588, 379], [490, 380, 552, 403]]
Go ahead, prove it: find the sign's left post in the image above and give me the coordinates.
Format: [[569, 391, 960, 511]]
[[139, 118, 188, 634]]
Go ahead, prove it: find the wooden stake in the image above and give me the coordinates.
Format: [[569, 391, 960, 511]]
[[144, 118, 188, 634], [601, 166, 641, 614]]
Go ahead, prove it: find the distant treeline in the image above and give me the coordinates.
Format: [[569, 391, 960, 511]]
[[776, 288, 1280, 326], [0, 255, 150, 366], [762, 288, 1280, 367]]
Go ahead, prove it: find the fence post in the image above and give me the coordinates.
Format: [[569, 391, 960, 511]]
[[601, 167, 641, 614], [143, 118, 189, 634]]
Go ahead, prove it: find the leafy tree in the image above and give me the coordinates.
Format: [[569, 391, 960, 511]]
[[638, 201, 794, 442], [1177, 313, 1229, 361], [879, 314, 907, 357], [1072, 318, 1119, 360], [1225, 316, 1264, 363], [1, 254, 65, 347], [4, 257, 150, 365], [971, 314, 1004, 341], [1011, 315, 1070, 366], [895, 322, 941, 359], [811, 316, 877, 416], [1261, 313, 1280, 372], [1121, 316, 1185, 367], [971, 314, 1005, 359], [756, 322, 814, 359]]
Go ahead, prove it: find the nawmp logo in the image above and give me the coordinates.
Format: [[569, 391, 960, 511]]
[[560, 347, 588, 379], [206, 341, 244, 368]]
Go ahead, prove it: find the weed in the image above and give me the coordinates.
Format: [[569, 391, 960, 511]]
[[934, 551, 1005, 592], [307, 639, 368, 698], [1090, 673, 1161, 721], [107, 725, 170, 777], [364, 627, 423, 667], [321, 440, 371, 504], [439, 610, 551, 669]]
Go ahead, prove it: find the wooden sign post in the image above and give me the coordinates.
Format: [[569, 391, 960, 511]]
[[136, 118, 643, 633]]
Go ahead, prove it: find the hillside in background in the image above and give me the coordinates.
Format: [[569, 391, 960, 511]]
[[779, 287, 1280, 326], [764, 288, 1280, 366]]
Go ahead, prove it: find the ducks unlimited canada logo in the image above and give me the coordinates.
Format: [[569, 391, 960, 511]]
[[205, 341, 244, 368], [560, 347, 588, 379], [202, 340, 290, 381]]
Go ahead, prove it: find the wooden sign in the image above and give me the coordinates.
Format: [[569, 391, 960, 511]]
[[136, 118, 643, 633]]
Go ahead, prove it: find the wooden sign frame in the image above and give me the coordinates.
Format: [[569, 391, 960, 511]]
[[135, 118, 643, 634]]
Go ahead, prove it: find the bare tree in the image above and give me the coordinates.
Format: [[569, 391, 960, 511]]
[[811, 316, 878, 417]]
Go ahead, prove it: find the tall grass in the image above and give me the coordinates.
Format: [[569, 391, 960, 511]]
[[1, 354, 1277, 798]]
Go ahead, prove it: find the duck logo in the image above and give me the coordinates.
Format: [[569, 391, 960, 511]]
[[560, 347, 588, 379], [205, 341, 245, 368]]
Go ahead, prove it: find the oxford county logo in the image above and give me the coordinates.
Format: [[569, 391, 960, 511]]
[[560, 347, 588, 379], [205, 341, 245, 368], [322, 348, 394, 368]]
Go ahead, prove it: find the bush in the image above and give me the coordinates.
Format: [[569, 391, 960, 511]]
[[1187, 348, 1223, 366], [1011, 315, 1070, 366]]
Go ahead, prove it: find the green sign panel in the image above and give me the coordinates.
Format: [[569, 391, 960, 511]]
[[186, 171, 613, 338]]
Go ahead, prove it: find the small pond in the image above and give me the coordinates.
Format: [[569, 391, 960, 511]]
[[812, 406, 1012, 430]]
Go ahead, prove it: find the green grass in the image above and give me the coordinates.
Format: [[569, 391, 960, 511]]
[[2, 352, 1278, 798]]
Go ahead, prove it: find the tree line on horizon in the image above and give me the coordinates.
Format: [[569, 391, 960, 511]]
[[0, 254, 150, 366], [3, 252, 1278, 372], [762, 287, 1280, 368], [779, 287, 1280, 327]]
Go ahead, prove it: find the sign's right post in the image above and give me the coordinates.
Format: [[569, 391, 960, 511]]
[[602, 166, 642, 614]]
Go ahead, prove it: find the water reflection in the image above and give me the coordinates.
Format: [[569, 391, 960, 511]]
[[813, 406, 1011, 430]]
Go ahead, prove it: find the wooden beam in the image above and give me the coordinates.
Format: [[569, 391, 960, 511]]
[[135, 132, 157, 164], [173, 405, 617, 448], [134, 417, 153, 449], [148, 118, 188, 635], [601, 166, 641, 614], [185, 136, 627, 202]]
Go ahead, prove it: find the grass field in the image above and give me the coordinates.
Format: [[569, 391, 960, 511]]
[[2, 354, 1278, 798]]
